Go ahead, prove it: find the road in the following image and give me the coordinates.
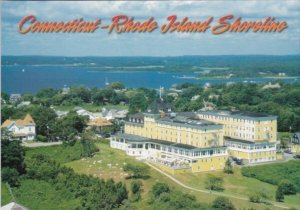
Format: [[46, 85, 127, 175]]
[[21, 141, 63, 148], [145, 161, 289, 209]]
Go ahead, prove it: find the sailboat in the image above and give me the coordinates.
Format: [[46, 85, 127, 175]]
[[105, 78, 110, 86]]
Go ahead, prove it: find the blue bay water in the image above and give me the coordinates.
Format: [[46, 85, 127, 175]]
[[2, 65, 300, 94]]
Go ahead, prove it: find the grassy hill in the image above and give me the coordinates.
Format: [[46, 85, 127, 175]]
[[2, 140, 299, 210]]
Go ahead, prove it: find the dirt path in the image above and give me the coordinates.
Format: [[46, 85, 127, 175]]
[[21, 141, 63, 148], [145, 161, 289, 209]]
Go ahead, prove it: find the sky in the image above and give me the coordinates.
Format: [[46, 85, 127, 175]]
[[1, 1, 300, 56]]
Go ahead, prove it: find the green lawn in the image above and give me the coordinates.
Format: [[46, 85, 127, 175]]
[[25, 142, 85, 164], [241, 160, 300, 192], [5, 140, 299, 210], [66, 141, 296, 210], [1, 182, 13, 206], [172, 167, 300, 208]]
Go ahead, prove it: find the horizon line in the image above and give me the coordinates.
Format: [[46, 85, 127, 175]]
[[2, 54, 300, 57]]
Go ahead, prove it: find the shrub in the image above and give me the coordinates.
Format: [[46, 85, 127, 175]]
[[123, 163, 150, 179], [278, 179, 297, 195], [276, 187, 284, 202], [158, 192, 171, 202], [130, 180, 143, 202], [131, 180, 142, 194], [224, 159, 234, 174], [205, 174, 224, 191], [152, 183, 170, 198], [131, 193, 141, 202], [248, 191, 270, 204], [249, 192, 262, 203], [37, 135, 48, 142], [1, 167, 20, 187], [212, 196, 236, 210]]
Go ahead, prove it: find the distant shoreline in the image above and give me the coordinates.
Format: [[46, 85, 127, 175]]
[[263, 76, 298, 79], [196, 76, 299, 80]]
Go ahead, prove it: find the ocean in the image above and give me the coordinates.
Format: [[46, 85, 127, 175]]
[[2, 56, 300, 94]]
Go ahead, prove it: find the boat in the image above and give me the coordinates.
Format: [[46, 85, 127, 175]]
[[105, 78, 110, 86]]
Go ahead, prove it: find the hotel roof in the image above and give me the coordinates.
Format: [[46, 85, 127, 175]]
[[197, 110, 277, 120], [117, 133, 226, 151], [224, 137, 274, 145], [127, 112, 223, 130], [157, 112, 222, 130]]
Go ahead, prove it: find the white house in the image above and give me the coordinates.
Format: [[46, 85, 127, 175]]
[[9, 94, 21, 104], [17, 101, 31, 108], [262, 82, 281, 90], [191, 95, 200, 101], [62, 86, 70, 95], [76, 108, 102, 120], [1, 114, 36, 141], [102, 108, 128, 121]]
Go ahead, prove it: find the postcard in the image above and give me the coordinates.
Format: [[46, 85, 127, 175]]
[[1, 1, 300, 210]]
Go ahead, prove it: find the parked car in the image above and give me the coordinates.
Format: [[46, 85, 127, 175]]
[[294, 154, 300, 159], [284, 150, 293, 154]]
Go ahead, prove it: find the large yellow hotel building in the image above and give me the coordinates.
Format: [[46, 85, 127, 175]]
[[197, 111, 277, 164], [111, 101, 278, 172], [111, 112, 228, 172]]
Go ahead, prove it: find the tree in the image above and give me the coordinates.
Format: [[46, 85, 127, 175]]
[[116, 182, 129, 204], [30, 106, 57, 137], [53, 111, 88, 141], [1, 138, 25, 174], [278, 180, 297, 195], [36, 88, 58, 99], [130, 180, 143, 202], [1, 128, 13, 141], [131, 180, 142, 194], [92, 90, 105, 105], [151, 183, 170, 198], [1, 137, 25, 187], [212, 196, 236, 210], [276, 187, 284, 202], [100, 126, 115, 135], [26, 154, 62, 180], [109, 82, 125, 90], [224, 159, 234, 174], [22, 93, 34, 102], [168, 193, 198, 210], [205, 174, 224, 191], [1, 92, 10, 103], [80, 132, 99, 157], [1, 167, 20, 187], [69, 86, 91, 103], [128, 93, 148, 113], [1, 106, 17, 123], [123, 163, 150, 179]]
